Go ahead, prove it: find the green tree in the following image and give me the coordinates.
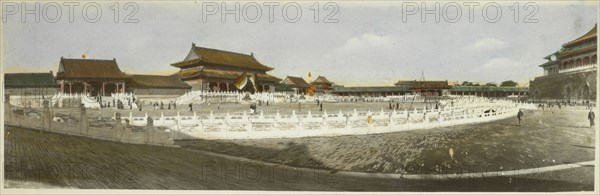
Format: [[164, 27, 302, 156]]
[[500, 80, 518, 87], [485, 82, 498, 87]]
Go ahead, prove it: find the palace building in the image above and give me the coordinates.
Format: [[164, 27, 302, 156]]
[[310, 76, 334, 94], [128, 74, 192, 96], [448, 86, 528, 97], [56, 57, 129, 96], [281, 76, 311, 94], [55, 57, 191, 96], [394, 80, 451, 96], [4, 72, 59, 96], [530, 24, 597, 100], [331, 85, 411, 97], [173, 43, 281, 92]]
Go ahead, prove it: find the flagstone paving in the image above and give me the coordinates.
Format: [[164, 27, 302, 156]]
[[178, 107, 596, 174]]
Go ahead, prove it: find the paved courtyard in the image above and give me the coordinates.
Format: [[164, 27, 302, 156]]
[[177, 106, 596, 174], [3, 105, 595, 191]]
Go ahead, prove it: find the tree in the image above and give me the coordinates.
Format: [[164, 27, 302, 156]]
[[485, 82, 498, 87], [500, 80, 518, 87]]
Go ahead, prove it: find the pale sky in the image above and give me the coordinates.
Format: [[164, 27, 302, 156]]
[[1, 1, 598, 86]]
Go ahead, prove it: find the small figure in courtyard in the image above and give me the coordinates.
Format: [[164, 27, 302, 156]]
[[517, 109, 524, 126], [160, 101, 164, 110], [189, 103, 193, 112], [319, 102, 323, 111], [250, 103, 257, 114], [588, 109, 595, 127]]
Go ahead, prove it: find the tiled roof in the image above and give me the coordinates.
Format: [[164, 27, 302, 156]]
[[563, 24, 597, 48], [172, 45, 274, 71], [57, 58, 128, 80], [281, 76, 311, 88], [4, 73, 58, 87], [332, 86, 410, 93], [128, 74, 191, 89], [449, 86, 528, 92], [310, 76, 333, 85], [178, 68, 281, 83]]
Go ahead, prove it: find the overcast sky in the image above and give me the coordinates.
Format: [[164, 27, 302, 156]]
[[2, 1, 598, 86]]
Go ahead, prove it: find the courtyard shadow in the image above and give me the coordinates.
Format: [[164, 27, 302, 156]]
[[556, 125, 591, 129], [570, 144, 595, 149], [175, 139, 334, 172]]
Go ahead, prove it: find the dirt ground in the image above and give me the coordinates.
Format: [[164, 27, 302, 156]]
[[177, 106, 596, 174]]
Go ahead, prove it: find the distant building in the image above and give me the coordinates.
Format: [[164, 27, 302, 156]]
[[394, 80, 451, 96], [530, 24, 597, 100], [281, 76, 311, 94], [310, 76, 334, 94], [56, 57, 129, 96], [173, 43, 281, 92], [4, 72, 59, 96], [448, 86, 528, 97], [331, 85, 410, 97]]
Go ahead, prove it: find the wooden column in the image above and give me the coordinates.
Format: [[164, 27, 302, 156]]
[[102, 82, 106, 96], [115, 83, 119, 93], [69, 82, 72, 95], [122, 82, 126, 93], [60, 80, 65, 94], [84, 82, 88, 95]]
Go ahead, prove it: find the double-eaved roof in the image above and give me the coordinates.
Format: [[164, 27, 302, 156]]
[[563, 24, 597, 48], [57, 57, 128, 80], [4, 72, 58, 88], [171, 44, 274, 71], [128, 74, 191, 89], [178, 68, 281, 83]]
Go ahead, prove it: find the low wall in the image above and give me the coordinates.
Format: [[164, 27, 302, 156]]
[[4, 102, 175, 147], [123, 100, 536, 140], [6, 98, 537, 141]]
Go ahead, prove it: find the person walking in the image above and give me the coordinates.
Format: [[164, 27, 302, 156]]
[[319, 102, 323, 111], [588, 109, 595, 127], [517, 109, 524, 126], [189, 102, 193, 112]]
